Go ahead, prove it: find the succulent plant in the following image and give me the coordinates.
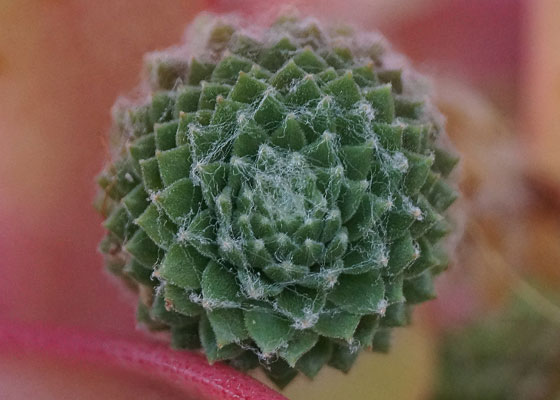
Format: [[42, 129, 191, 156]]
[[96, 13, 459, 387]]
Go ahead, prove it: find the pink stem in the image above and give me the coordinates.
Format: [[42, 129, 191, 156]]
[[0, 320, 286, 400]]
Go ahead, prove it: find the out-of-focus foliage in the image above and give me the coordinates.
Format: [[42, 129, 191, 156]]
[[432, 289, 560, 400]]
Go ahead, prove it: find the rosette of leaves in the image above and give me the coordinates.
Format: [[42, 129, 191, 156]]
[[96, 14, 459, 387], [432, 291, 560, 400]]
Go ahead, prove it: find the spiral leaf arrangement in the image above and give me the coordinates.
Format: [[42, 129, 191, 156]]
[[97, 14, 459, 387]]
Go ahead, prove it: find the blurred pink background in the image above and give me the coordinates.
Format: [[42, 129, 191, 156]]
[[2, 0, 558, 398]]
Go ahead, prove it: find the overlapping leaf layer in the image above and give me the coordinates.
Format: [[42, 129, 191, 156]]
[[97, 15, 459, 387]]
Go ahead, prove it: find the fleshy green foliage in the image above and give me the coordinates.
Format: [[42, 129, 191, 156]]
[[432, 292, 560, 400], [96, 14, 459, 387]]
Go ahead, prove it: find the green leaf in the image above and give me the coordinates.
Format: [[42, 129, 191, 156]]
[[386, 196, 420, 240], [407, 237, 439, 277], [395, 97, 423, 119], [324, 72, 362, 108], [124, 259, 154, 286], [303, 132, 339, 168], [403, 271, 436, 304], [404, 151, 433, 195], [408, 195, 441, 239], [243, 239, 272, 270], [345, 193, 389, 241], [371, 328, 392, 352], [354, 314, 379, 348], [154, 120, 179, 151], [188, 58, 215, 85], [381, 302, 408, 327], [385, 274, 404, 304], [338, 179, 368, 223], [324, 228, 348, 263], [199, 315, 244, 363], [154, 178, 202, 224], [424, 218, 451, 243], [259, 37, 297, 71], [135, 203, 177, 249], [340, 141, 374, 180], [125, 229, 162, 268], [296, 337, 333, 378], [232, 118, 269, 157], [128, 104, 152, 137], [373, 123, 402, 150], [387, 232, 417, 275], [217, 231, 244, 267], [122, 184, 149, 218], [306, 95, 337, 141], [352, 64, 378, 87], [215, 187, 232, 223], [153, 144, 190, 188], [211, 55, 253, 84], [230, 71, 269, 104], [150, 293, 188, 326], [198, 82, 232, 110], [432, 147, 459, 177], [270, 60, 306, 91], [402, 125, 424, 152], [314, 68, 335, 86], [313, 309, 361, 340], [253, 92, 286, 131], [210, 97, 248, 127], [248, 64, 271, 80], [328, 344, 359, 373], [292, 239, 324, 266], [129, 133, 156, 164], [264, 261, 309, 283], [263, 232, 297, 260], [293, 217, 323, 242], [364, 85, 395, 124], [276, 289, 325, 323], [181, 210, 218, 258], [228, 34, 262, 61], [237, 268, 281, 299], [244, 309, 293, 354], [292, 48, 328, 73], [158, 243, 208, 289], [249, 213, 274, 238], [320, 49, 346, 69], [174, 86, 202, 115], [279, 330, 319, 367], [170, 321, 201, 350], [201, 261, 240, 305], [149, 91, 175, 125], [136, 301, 167, 331], [163, 284, 203, 316], [377, 69, 402, 94], [286, 75, 322, 106], [207, 308, 249, 347], [104, 205, 135, 240], [207, 23, 235, 49], [271, 114, 307, 150], [427, 179, 458, 212], [139, 157, 163, 192], [147, 57, 188, 90], [197, 162, 229, 209], [328, 271, 385, 314], [263, 358, 298, 389]]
